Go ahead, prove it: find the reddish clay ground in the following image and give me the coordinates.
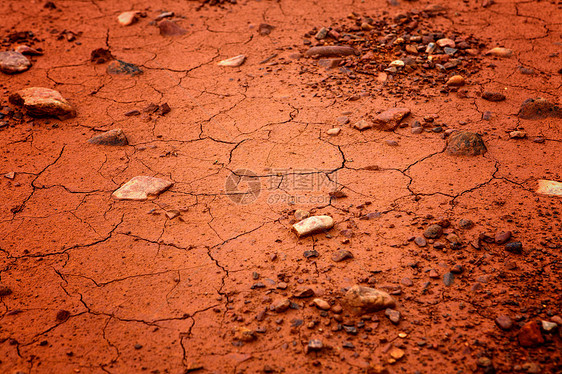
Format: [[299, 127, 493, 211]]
[[1, 0, 561, 373]]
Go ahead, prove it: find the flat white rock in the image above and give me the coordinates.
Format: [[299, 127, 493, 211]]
[[218, 55, 246, 67], [537, 179, 562, 197], [118, 11, 139, 26], [113, 176, 173, 200], [292, 215, 334, 237]]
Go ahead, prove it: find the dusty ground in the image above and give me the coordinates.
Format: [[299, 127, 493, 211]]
[[1, 0, 561, 373]]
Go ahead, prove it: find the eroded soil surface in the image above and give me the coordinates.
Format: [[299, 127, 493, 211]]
[[0, 0, 561, 373]]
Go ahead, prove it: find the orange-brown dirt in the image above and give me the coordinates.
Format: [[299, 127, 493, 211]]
[[0, 0, 561, 373]]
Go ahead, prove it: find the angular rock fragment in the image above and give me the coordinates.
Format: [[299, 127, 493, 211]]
[[118, 11, 140, 26], [517, 98, 561, 119], [353, 119, 371, 130], [312, 298, 330, 310], [484, 47, 513, 57], [88, 129, 128, 146], [318, 58, 342, 69], [446, 131, 487, 156], [331, 249, 353, 262], [15, 45, 42, 56], [424, 224, 443, 239], [107, 60, 142, 76], [344, 285, 395, 313], [218, 55, 246, 67], [258, 23, 274, 36], [304, 45, 357, 58], [270, 298, 291, 312], [292, 215, 334, 237], [233, 327, 256, 342], [0, 51, 31, 74], [9, 87, 75, 118], [158, 20, 187, 36], [112, 176, 173, 200], [518, 321, 544, 347], [495, 315, 513, 330], [536, 179, 562, 197], [373, 108, 410, 131]]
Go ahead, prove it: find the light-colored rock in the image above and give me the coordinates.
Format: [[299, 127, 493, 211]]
[[389, 60, 404, 67], [374, 108, 410, 131], [0, 51, 31, 74], [353, 119, 371, 130], [541, 320, 557, 332], [9, 87, 75, 118], [326, 127, 341, 136], [15, 45, 42, 56], [446, 75, 465, 86], [294, 209, 310, 221], [292, 215, 334, 237], [118, 11, 139, 26], [112, 176, 173, 200], [509, 130, 526, 139], [88, 129, 128, 146], [344, 285, 395, 313], [485, 47, 513, 58], [537, 179, 562, 197], [312, 298, 331, 310], [218, 55, 246, 67], [4, 172, 15, 180], [233, 327, 256, 342], [437, 38, 455, 48]]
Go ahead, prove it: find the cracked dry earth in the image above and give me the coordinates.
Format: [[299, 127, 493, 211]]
[[1, 0, 561, 373]]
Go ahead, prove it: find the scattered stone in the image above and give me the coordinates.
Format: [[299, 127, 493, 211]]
[[373, 108, 410, 131], [443, 272, 454, 286], [446, 75, 465, 86], [270, 298, 291, 313], [385, 140, 398, 146], [125, 109, 140, 116], [112, 176, 173, 200], [331, 249, 353, 262], [312, 298, 331, 310], [307, 339, 323, 352], [303, 250, 318, 259], [495, 315, 513, 330], [218, 55, 246, 67], [458, 219, 474, 229], [293, 287, 315, 298], [509, 130, 526, 139], [424, 224, 443, 239], [155, 11, 174, 21], [233, 327, 256, 342], [385, 308, 401, 324], [505, 241, 522, 254], [518, 321, 544, 347], [485, 47, 513, 58], [353, 119, 371, 130], [428, 269, 439, 278], [541, 320, 557, 333], [482, 91, 506, 102], [87, 129, 128, 146], [389, 347, 405, 361], [157, 103, 171, 116], [304, 46, 357, 57], [446, 131, 487, 156], [0, 286, 13, 297], [318, 58, 342, 69], [477, 357, 493, 369], [15, 45, 42, 56], [258, 23, 274, 36], [9, 87, 75, 118], [401, 277, 413, 286], [437, 38, 455, 48], [495, 231, 512, 244], [292, 215, 334, 237], [536, 179, 562, 197], [414, 236, 427, 247], [344, 285, 395, 313], [90, 48, 114, 64], [294, 209, 310, 221], [158, 20, 187, 36], [517, 98, 561, 119], [4, 172, 15, 180], [522, 363, 541, 374], [107, 60, 142, 76], [55, 309, 70, 322], [0, 51, 31, 74], [326, 127, 341, 136], [117, 11, 139, 26]]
